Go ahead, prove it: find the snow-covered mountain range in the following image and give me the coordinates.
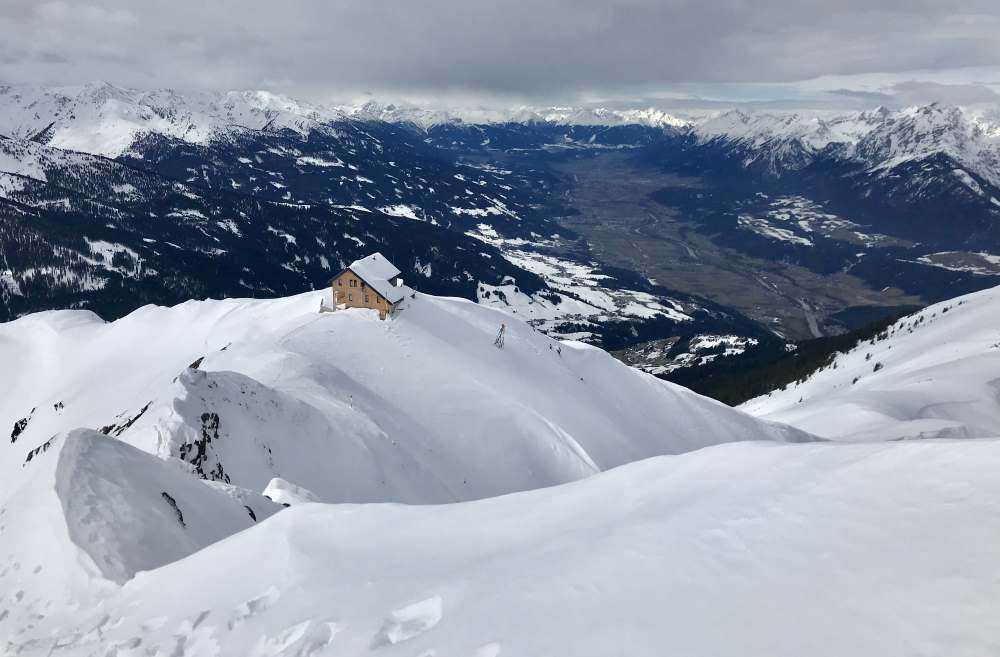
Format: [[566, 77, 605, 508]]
[[7, 83, 998, 188], [0, 83, 334, 158], [4, 284, 1000, 655], [694, 103, 1000, 189], [0, 82, 777, 353], [4, 81, 1000, 351]]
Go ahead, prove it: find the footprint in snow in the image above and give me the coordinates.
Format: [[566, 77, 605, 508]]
[[475, 642, 502, 657], [229, 586, 280, 630], [371, 595, 443, 648], [141, 616, 169, 632], [170, 612, 218, 657], [250, 619, 341, 657]]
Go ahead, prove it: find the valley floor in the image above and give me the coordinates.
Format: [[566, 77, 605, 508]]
[[550, 153, 923, 340]]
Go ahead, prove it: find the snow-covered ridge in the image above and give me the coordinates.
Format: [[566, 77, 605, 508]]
[[741, 284, 1000, 441], [692, 103, 1000, 187], [1, 288, 813, 509], [338, 99, 691, 129], [3, 83, 999, 187], [0, 286, 814, 640], [0, 82, 340, 157], [0, 83, 695, 157]]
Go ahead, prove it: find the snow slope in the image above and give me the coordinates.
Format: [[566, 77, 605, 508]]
[[9, 438, 1000, 657], [1, 290, 812, 508], [0, 428, 279, 633], [741, 285, 1000, 441]]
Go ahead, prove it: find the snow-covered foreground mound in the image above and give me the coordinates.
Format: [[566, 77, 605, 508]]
[[741, 285, 1000, 441], [9, 438, 1000, 657], [2, 290, 811, 506], [0, 429, 279, 634]]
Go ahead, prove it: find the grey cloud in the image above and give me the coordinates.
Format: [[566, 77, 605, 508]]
[[826, 81, 1000, 109], [1, 0, 1000, 103], [888, 81, 1000, 105]]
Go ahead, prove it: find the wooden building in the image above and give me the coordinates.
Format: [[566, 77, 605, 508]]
[[329, 253, 408, 319]]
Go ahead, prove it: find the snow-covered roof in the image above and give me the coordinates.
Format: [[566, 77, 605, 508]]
[[338, 252, 408, 304], [367, 277, 408, 304], [349, 252, 401, 283]]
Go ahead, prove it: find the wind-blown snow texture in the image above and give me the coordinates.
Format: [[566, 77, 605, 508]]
[[7, 438, 1000, 656], [0, 428, 279, 634]]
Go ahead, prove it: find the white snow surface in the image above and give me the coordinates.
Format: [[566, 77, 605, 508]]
[[8, 438, 1000, 656], [5, 288, 1000, 655], [263, 477, 320, 506], [1, 289, 810, 510], [741, 285, 1000, 441], [0, 427, 279, 633]]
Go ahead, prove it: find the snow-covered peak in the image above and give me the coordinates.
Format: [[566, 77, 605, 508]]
[[4, 81, 999, 185], [690, 104, 1000, 186], [0, 83, 342, 157], [337, 100, 691, 130], [850, 103, 1000, 184], [338, 99, 461, 128], [693, 106, 893, 150], [533, 106, 690, 128]]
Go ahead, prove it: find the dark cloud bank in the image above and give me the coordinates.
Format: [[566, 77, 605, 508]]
[[2, 0, 1000, 105]]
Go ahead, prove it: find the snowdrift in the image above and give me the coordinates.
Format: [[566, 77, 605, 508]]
[[741, 285, 1000, 440], [1, 290, 813, 506], [10, 438, 1000, 657], [0, 429, 278, 633]]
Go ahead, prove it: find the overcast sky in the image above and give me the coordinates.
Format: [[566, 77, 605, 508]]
[[3, 0, 1000, 108]]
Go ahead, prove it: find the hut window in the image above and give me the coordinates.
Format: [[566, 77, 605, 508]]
[[350, 279, 358, 288], [337, 279, 342, 286], [364, 294, 370, 303], [348, 293, 353, 301]]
